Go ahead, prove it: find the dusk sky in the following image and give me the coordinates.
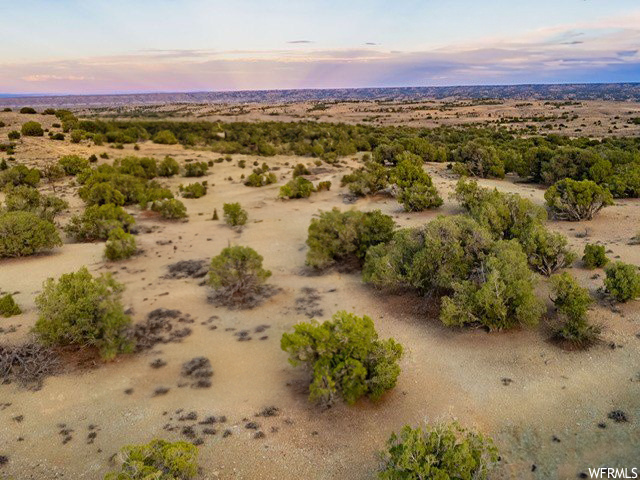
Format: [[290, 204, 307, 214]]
[[1, 0, 639, 94]]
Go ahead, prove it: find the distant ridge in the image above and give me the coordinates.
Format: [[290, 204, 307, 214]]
[[1, 83, 639, 107]]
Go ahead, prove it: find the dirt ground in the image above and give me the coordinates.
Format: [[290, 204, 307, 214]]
[[0, 110, 639, 480]]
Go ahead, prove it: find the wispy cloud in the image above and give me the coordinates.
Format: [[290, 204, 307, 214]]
[[2, 12, 639, 94]]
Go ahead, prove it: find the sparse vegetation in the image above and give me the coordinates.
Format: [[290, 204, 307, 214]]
[[179, 181, 207, 198], [58, 155, 90, 175], [151, 198, 188, 220], [65, 204, 134, 242], [158, 156, 180, 177], [21, 121, 44, 137], [279, 176, 315, 198], [281, 311, 403, 405]]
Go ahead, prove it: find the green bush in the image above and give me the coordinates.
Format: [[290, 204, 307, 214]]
[[208, 246, 271, 306], [19, 107, 36, 114], [3, 185, 68, 221], [440, 240, 543, 330], [341, 161, 389, 196], [104, 228, 137, 261], [21, 121, 44, 137], [179, 182, 207, 199], [292, 163, 310, 177], [70, 130, 83, 143], [582, 244, 608, 269], [604, 262, 640, 302], [306, 208, 395, 269], [0, 211, 62, 257], [544, 179, 613, 221], [116, 156, 158, 179], [244, 171, 277, 187], [65, 204, 134, 242], [0, 164, 41, 188], [34, 267, 133, 360], [550, 272, 599, 348], [454, 179, 546, 240], [152, 129, 178, 145], [378, 422, 498, 480], [158, 156, 180, 177], [364, 215, 492, 293], [281, 311, 403, 405], [58, 155, 90, 175], [392, 153, 442, 211], [0, 293, 21, 317], [104, 439, 198, 480], [452, 140, 505, 178], [520, 224, 577, 276], [279, 176, 315, 199], [183, 161, 208, 177], [316, 180, 331, 191], [151, 198, 188, 220], [223, 202, 248, 226], [80, 182, 126, 206], [8, 130, 20, 140]]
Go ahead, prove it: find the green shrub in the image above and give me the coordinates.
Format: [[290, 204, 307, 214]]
[[0, 164, 41, 188], [34, 267, 133, 360], [364, 215, 492, 293], [51, 133, 65, 141], [0, 211, 62, 257], [378, 422, 498, 480], [65, 204, 134, 242], [19, 107, 36, 114], [306, 208, 395, 269], [292, 163, 310, 177], [440, 240, 543, 330], [152, 129, 178, 145], [244, 171, 277, 187], [3, 185, 68, 221], [70, 130, 83, 143], [0, 294, 21, 317], [604, 262, 640, 302], [392, 154, 442, 211], [58, 155, 90, 175], [520, 224, 577, 276], [183, 161, 208, 177], [316, 180, 331, 191], [550, 272, 599, 348], [158, 156, 180, 177], [21, 121, 44, 137], [341, 161, 389, 196], [7, 130, 20, 140], [582, 244, 608, 269], [208, 246, 271, 306], [104, 228, 137, 261], [116, 156, 158, 179], [454, 179, 546, 240], [151, 198, 188, 220], [281, 311, 403, 405], [179, 182, 207, 199], [452, 140, 505, 178], [104, 439, 198, 480], [223, 202, 248, 226], [279, 177, 315, 199], [544, 179, 613, 221]]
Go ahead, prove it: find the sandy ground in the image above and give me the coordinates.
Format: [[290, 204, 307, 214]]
[[0, 112, 639, 480]]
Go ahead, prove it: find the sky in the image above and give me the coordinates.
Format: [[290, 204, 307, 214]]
[[1, 0, 639, 94]]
